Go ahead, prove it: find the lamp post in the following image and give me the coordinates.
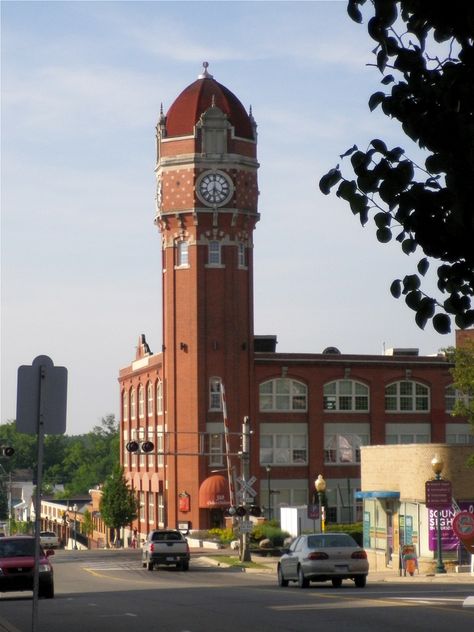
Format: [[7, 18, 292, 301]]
[[266, 466, 272, 521], [431, 456, 447, 574], [72, 504, 78, 550], [315, 474, 326, 533]]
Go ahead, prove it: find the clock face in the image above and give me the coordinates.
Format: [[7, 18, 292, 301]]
[[198, 171, 233, 206]]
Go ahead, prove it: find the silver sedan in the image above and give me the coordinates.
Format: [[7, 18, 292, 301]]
[[277, 533, 369, 588]]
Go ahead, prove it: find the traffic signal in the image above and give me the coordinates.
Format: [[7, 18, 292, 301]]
[[227, 506, 237, 516], [126, 441, 140, 453], [1, 446, 15, 457], [141, 441, 154, 453], [125, 440, 154, 453], [235, 506, 247, 517], [249, 505, 262, 517]]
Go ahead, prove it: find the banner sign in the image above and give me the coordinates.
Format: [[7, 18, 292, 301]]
[[428, 501, 474, 551]]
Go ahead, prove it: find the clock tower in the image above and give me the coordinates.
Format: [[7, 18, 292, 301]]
[[155, 63, 259, 528]]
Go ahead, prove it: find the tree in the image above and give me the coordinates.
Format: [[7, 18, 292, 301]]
[[319, 0, 474, 334], [99, 464, 138, 544], [445, 339, 474, 424]]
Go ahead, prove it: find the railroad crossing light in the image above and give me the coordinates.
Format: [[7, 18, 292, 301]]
[[227, 506, 237, 516], [141, 441, 154, 453], [236, 506, 247, 517], [249, 505, 262, 517], [126, 441, 140, 453], [1, 446, 15, 457]]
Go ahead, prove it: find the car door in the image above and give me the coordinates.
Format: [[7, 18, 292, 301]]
[[281, 537, 302, 579]]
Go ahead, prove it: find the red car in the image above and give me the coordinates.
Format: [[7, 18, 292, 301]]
[[0, 535, 55, 598]]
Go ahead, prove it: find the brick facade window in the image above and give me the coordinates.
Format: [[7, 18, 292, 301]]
[[122, 390, 128, 421], [130, 388, 136, 420], [209, 378, 222, 411], [176, 240, 189, 267], [385, 380, 430, 412], [138, 385, 145, 419], [208, 240, 221, 265], [323, 380, 369, 412], [147, 382, 154, 417], [259, 378, 307, 412], [260, 433, 307, 465], [156, 381, 163, 414]]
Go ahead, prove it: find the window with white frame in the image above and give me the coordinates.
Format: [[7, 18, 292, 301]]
[[323, 380, 369, 411], [177, 240, 189, 266], [324, 423, 370, 464], [139, 491, 145, 521], [208, 240, 221, 265], [123, 429, 128, 466], [385, 380, 430, 412], [157, 493, 165, 525], [147, 382, 154, 417], [156, 381, 163, 415], [385, 422, 431, 444], [147, 426, 155, 468], [157, 426, 164, 467], [130, 389, 136, 420], [122, 391, 128, 421], [148, 493, 155, 524], [259, 378, 307, 412], [445, 384, 474, 413], [238, 242, 247, 268], [446, 423, 474, 444], [138, 385, 145, 418], [209, 433, 224, 467], [260, 423, 308, 465], [209, 378, 222, 411], [130, 428, 137, 467]]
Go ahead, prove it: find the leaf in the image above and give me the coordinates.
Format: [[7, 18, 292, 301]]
[[349, 193, 368, 215], [374, 211, 390, 228], [340, 144, 358, 159], [319, 168, 341, 195], [402, 238, 417, 255], [390, 279, 402, 299], [376, 227, 392, 243], [347, 0, 363, 23], [405, 290, 422, 310], [368, 91, 385, 111], [402, 274, 421, 292], [433, 313, 451, 334], [417, 258, 429, 276], [381, 74, 395, 85], [371, 138, 387, 154], [336, 179, 357, 201]]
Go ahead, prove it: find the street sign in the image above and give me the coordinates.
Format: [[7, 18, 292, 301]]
[[236, 476, 257, 498], [452, 512, 474, 538], [17, 355, 68, 435], [307, 503, 319, 520], [425, 479, 452, 509], [238, 521, 253, 533]]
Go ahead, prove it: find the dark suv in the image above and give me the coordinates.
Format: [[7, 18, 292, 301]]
[[0, 535, 55, 598]]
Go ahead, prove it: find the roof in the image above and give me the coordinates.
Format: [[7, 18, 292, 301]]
[[165, 63, 253, 139]]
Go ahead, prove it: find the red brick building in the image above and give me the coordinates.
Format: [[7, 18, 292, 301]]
[[118, 65, 472, 537]]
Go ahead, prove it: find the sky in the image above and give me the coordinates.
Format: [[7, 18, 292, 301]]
[[1, 0, 455, 436]]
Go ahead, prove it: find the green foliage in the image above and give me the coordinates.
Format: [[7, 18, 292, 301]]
[[320, 0, 474, 333], [445, 341, 474, 434], [251, 522, 290, 547], [207, 527, 235, 544], [99, 464, 138, 530], [325, 522, 364, 546], [0, 415, 119, 495], [0, 486, 8, 520]]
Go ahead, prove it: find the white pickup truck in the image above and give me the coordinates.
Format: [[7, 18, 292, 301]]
[[141, 529, 190, 571], [39, 531, 60, 549]]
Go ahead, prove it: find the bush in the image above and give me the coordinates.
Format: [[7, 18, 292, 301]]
[[251, 523, 290, 547], [325, 523, 363, 546]]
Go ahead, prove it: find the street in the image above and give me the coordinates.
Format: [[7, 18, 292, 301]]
[[0, 549, 473, 632]]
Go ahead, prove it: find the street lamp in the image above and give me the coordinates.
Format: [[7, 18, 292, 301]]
[[315, 474, 326, 533], [72, 504, 78, 550], [266, 466, 272, 521], [431, 456, 446, 574]]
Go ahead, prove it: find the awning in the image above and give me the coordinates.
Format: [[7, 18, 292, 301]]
[[355, 491, 400, 500], [198, 475, 230, 508]]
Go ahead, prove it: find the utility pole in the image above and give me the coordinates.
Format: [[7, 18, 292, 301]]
[[240, 416, 252, 563]]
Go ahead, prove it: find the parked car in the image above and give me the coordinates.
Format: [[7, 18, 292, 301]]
[[39, 531, 60, 549], [0, 535, 55, 598], [277, 532, 369, 588], [142, 529, 190, 571]]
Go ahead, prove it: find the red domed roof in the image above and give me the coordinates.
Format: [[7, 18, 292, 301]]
[[165, 65, 253, 140]]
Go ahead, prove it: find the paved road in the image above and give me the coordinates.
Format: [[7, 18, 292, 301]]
[[1, 549, 473, 632]]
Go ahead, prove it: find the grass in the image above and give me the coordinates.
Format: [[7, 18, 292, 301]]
[[207, 555, 269, 569]]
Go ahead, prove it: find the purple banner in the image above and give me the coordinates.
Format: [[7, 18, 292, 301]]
[[429, 502, 474, 551]]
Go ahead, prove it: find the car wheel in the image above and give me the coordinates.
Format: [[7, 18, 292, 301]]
[[179, 561, 189, 571], [277, 565, 289, 587], [147, 561, 154, 571], [297, 566, 309, 588], [39, 583, 54, 599], [354, 575, 367, 588], [331, 578, 343, 588]]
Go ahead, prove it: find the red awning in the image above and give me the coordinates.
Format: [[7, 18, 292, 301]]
[[198, 475, 230, 508]]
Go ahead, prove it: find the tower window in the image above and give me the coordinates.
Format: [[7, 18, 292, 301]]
[[209, 378, 222, 411], [177, 241, 189, 267], [238, 243, 247, 268], [208, 240, 221, 265]]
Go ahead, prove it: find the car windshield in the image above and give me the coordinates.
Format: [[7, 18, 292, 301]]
[[307, 534, 357, 548], [0, 539, 35, 558], [151, 531, 182, 542]]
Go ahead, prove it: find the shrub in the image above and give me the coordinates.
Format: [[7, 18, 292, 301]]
[[251, 523, 290, 547]]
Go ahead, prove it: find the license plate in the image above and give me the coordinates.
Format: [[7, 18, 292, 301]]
[[335, 565, 349, 571], [166, 556, 176, 561]]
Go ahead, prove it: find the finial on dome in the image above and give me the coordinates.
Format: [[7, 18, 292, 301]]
[[198, 61, 213, 79]]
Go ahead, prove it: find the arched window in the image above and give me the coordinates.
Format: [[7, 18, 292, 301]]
[[259, 378, 307, 412], [156, 381, 163, 415], [147, 382, 154, 417], [385, 380, 430, 412], [138, 385, 145, 418], [130, 388, 136, 420], [122, 391, 129, 421], [323, 380, 369, 412], [209, 378, 222, 411]]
